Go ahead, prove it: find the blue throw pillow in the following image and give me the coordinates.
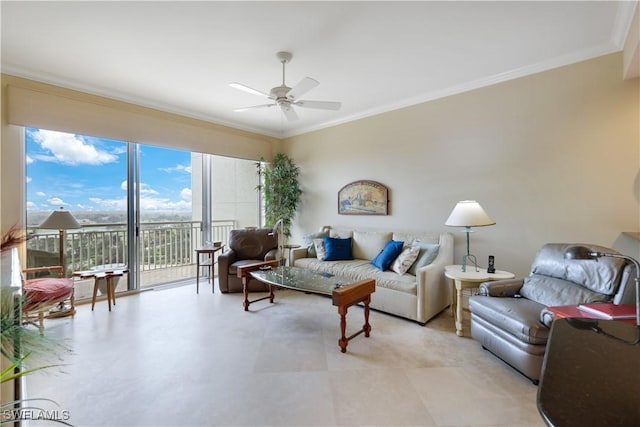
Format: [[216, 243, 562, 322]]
[[323, 237, 353, 261], [371, 240, 404, 271]]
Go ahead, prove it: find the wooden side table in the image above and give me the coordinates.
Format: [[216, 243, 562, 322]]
[[195, 244, 224, 294], [444, 265, 515, 336]]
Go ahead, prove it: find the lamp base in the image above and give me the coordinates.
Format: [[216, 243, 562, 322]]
[[462, 254, 479, 272]]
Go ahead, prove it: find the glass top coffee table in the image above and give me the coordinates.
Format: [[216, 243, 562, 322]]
[[237, 261, 375, 352]]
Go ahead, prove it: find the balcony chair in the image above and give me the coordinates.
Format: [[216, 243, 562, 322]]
[[468, 243, 635, 384], [217, 228, 279, 293], [22, 265, 75, 334]]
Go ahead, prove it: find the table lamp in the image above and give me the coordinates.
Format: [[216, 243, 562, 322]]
[[445, 200, 495, 272], [564, 245, 640, 327], [39, 207, 81, 275]]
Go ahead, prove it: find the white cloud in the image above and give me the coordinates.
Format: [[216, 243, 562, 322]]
[[26, 155, 34, 164], [139, 197, 191, 211], [180, 188, 192, 201], [31, 129, 118, 165], [120, 180, 159, 195], [26, 176, 32, 183], [36, 191, 46, 197], [89, 197, 127, 211], [88, 195, 190, 212], [26, 201, 37, 210], [47, 197, 66, 207], [160, 164, 192, 174]]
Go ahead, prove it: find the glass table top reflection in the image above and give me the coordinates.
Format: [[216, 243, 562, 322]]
[[249, 266, 354, 296]]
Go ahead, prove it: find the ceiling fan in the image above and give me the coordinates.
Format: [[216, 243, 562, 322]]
[[229, 51, 341, 121]]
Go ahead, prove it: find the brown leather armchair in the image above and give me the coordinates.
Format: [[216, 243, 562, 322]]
[[218, 228, 279, 293]]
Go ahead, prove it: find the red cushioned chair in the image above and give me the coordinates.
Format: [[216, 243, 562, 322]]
[[22, 266, 75, 334]]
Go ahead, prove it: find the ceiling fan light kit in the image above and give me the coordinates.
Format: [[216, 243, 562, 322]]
[[229, 51, 341, 121]]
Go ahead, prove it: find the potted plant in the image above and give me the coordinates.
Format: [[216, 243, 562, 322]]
[[1, 227, 71, 425], [256, 153, 302, 239]]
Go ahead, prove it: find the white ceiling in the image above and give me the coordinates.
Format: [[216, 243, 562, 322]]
[[1, 1, 637, 138]]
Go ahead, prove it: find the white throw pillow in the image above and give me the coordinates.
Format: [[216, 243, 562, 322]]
[[313, 238, 326, 260], [391, 245, 420, 275]]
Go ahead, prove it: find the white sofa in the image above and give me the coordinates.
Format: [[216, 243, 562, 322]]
[[290, 226, 454, 324]]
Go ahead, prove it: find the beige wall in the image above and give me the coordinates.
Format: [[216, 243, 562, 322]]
[[283, 53, 640, 278]]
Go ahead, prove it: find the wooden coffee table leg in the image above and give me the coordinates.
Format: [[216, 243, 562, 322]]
[[338, 305, 348, 353], [243, 276, 250, 311], [363, 294, 371, 337], [332, 279, 376, 353]]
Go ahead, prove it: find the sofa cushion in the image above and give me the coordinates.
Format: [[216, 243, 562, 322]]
[[293, 257, 418, 294], [371, 240, 404, 271], [392, 245, 421, 275], [519, 274, 610, 307], [407, 240, 440, 275], [303, 230, 329, 258], [23, 278, 74, 311], [313, 239, 326, 260], [323, 237, 353, 261], [329, 228, 354, 239], [352, 230, 392, 260], [469, 295, 550, 345]]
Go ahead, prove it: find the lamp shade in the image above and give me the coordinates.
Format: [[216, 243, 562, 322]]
[[39, 207, 81, 230], [445, 200, 496, 227]]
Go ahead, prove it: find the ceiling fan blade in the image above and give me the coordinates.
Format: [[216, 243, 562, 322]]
[[294, 100, 342, 111], [280, 104, 299, 121], [229, 82, 271, 98], [287, 77, 319, 100], [233, 104, 275, 112]]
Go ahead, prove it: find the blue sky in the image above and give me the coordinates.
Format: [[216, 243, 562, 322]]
[[26, 128, 192, 212]]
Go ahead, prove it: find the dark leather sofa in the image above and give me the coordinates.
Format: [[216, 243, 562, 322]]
[[217, 228, 279, 293], [468, 243, 636, 384]]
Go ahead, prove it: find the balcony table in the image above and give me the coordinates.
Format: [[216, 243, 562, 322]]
[[73, 268, 127, 312]]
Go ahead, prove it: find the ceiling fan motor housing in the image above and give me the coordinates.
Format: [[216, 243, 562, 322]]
[[276, 51, 293, 64], [270, 85, 291, 99]]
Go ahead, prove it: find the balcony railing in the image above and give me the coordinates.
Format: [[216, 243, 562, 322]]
[[26, 220, 236, 279]]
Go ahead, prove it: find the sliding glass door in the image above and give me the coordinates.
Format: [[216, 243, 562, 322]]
[[26, 127, 261, 297], [137, 143, 195, 287], [25, 128, 130, 299]]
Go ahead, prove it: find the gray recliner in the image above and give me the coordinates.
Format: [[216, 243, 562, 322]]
[[469, 243, 635, 384]]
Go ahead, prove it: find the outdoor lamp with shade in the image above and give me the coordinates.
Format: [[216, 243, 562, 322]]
[[39, 207, 81, 275], [564, 245, 640, 327], [445, 200, 496, 272]]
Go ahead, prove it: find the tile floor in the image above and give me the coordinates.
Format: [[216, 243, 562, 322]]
[[25, 281, 545, 426]]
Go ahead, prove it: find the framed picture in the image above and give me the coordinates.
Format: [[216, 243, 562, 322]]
[[338, 180, 389, 215]]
